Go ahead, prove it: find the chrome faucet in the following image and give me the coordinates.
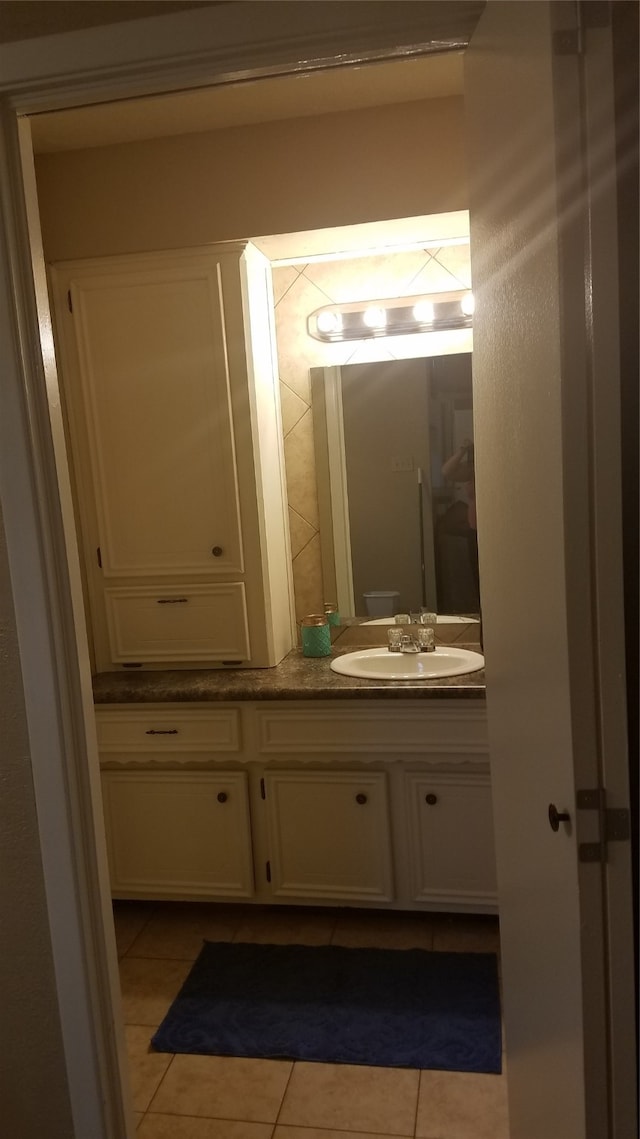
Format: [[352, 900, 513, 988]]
[[399, 634, 420, 653], [387, 625, 436, 654], [400, 629, 436, 654]]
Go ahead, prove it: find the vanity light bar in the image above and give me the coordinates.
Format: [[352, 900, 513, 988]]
[[307, 290, 474, 343]]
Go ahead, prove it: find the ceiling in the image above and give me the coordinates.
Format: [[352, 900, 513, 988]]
[[30, 50, 465, 154]]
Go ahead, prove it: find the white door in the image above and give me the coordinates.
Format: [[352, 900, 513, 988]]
[[466, 3, 636, 1137]]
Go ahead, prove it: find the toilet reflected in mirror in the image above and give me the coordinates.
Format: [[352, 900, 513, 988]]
[[311, 353, 479, 621]]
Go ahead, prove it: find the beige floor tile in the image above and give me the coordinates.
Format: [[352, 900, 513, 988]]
[[112, 901, 156, 957], [127, 902, 241, 959], [149, 1054, 293, 1122], [331, 911, 435, 950], [278, 1062, 419, 1134], [416, 1069, 509, 1139], [120, 956, 193, 1027], [234, 906, 336, 946], [273, 1128, 411, 1138], [431, 915, 500, 954], [139, 1113, 273, 1138], [125, 1025, 173, 1112]]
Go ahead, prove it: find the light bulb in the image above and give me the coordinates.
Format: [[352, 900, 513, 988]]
[[460, 292, 475, 316], [412, 300, 435, 323], [316, 310, 343, 334], [363, 306, 387, 329]]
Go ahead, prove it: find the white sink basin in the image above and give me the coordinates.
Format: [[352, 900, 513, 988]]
[[330, 646, 484, 681]]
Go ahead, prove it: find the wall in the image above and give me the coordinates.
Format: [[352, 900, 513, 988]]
[[34, 97, 466, 261], [272, 243, 472, 620], [0, 505, 74, 1137]]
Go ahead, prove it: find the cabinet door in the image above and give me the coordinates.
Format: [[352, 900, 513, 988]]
[[70, 261, 243, 580], [101, 770, 254, 898], [406, 772, 497, 906], [264, 771, 393, 902]]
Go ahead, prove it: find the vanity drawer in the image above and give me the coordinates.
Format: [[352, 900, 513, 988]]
[[95, 707, 241, 754], [104, 582, 250, 663], [255, 703, 489, 755]]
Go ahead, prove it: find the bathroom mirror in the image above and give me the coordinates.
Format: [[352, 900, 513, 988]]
[[311, 353, 479, 621]]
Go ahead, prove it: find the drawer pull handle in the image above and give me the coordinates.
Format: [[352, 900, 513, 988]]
[[211, 546, 224, 557], [157, 597, 188, 604], [217, 791, 228, 803], [145, 729, 179, 735], [355, 793, 368, 805], [425, 793, 438, 805]]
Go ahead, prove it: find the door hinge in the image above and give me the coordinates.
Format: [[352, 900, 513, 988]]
[[265, 860, 271, 883], [260, 778, 266, 800], [67, 289, 73, 313], [96, 546, 102, 568], [577, 788, 631, 863]]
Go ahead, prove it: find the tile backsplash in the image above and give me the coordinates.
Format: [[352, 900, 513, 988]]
[[272, 245, 472, 623]]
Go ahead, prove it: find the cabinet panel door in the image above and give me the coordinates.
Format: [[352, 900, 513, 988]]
[[407, 773, 497, 906], [264, 771, 393, 902], [71, 262, 243, 577], [104, 582, 250, 662], [101, 771, 254, 897]]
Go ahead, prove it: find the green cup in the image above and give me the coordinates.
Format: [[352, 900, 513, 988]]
[[301, 615, 331, 657]]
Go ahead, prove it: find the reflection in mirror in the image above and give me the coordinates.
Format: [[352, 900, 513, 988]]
[[311, 354, 478, 621]]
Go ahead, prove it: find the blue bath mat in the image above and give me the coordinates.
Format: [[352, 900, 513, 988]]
[[151, 941, 501, 1073]]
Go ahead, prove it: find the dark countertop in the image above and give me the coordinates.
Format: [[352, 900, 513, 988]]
[[92, 645, 486, 704]]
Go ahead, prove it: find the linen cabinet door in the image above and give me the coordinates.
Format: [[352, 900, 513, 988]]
[[406, 772, 497, 909], [101, 770, 254, 898], [69, 261, 243, 581], [264, 770, 393, 903]]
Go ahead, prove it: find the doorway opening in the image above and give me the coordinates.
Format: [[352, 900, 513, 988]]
[[26, 46, 498, 1139]]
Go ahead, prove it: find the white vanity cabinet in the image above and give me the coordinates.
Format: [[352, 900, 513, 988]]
[[96, 699, 496, 913], [51, 242, 293, 671], [97, 707, 254, 897]]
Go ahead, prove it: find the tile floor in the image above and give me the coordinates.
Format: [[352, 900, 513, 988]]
[[114, 902, 508, 1139]]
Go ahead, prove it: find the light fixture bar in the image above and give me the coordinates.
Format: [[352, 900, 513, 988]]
[[307, 290, 474, 342]]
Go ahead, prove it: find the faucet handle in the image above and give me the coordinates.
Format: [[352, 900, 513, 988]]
[[387, 628, 404, 653], [417, 627, 436, 652]]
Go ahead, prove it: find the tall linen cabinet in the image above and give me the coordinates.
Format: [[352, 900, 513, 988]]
[[51, 242, 294, 671]]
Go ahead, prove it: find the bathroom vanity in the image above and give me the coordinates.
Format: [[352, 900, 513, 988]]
[[52, 239, 495, 918], [94, 651, 496, 915]]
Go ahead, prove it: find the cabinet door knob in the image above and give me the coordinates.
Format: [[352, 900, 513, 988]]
[[425, 793, 438, 805], [355, 793, 368, 805], [217, 791, 228, 804], [211, 546, 224, 557]]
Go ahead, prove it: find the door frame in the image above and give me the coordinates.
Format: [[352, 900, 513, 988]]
[[0, 6, 485, 1136], [0, 3, 633, 1138]]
